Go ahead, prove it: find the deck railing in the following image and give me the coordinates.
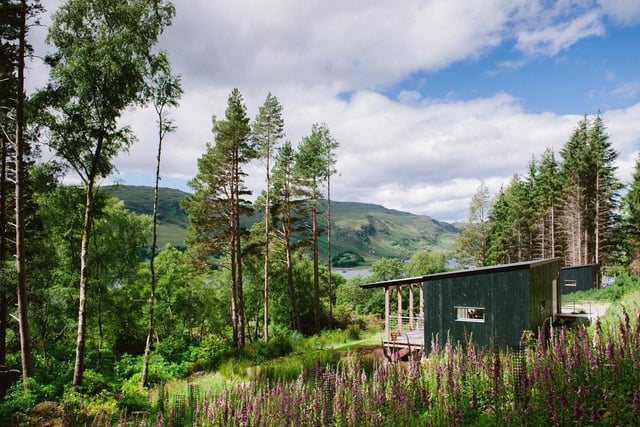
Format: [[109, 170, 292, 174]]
[[388, 316, 424, 333], [386, 316, 424, 347]]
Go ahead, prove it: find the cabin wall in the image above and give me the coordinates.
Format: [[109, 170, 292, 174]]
[[424, 268, 531, 352], [529, 259, 562, 333], [560, 264, 600, 294]]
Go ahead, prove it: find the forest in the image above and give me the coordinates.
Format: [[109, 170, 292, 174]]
[[2, 0, 640, 425]]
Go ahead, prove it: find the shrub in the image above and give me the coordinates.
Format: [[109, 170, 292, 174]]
[[118, 390, 151, 413], [188, 335, 234, 373], [0, 379, 39, 419], [250, 334, 294, 362], [80, 369, 111, 395]]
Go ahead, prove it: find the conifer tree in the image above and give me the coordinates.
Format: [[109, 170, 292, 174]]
[[559, 114, 621, 266], [588, 114, 622, 265], [455, 182, 491, 267], [183, 89, 253, 350], [533, 148, 562, 258], [622, 155, 640, 271], [295, 123, 336, 333], [271, 141, 303, 331], [252, 93, 284, 342], [559, 117, 590, 265]]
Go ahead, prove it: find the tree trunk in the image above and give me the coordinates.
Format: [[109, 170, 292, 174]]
[[550, 204, 556, 258], [73, 182, 94, 390], [327, 175, 333, 329], [263, 144, 270, 342], [15, 0, 33, 385], [0, 135, 8, 366], [142, 114, 163, 388], [285, 237, 299, 331], [72, 131, 104, 390], [235, 190, 245, 349], [312, 201, 320, 334]]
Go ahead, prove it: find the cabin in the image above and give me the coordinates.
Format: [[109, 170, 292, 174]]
[[560, 264, 600, 294], [361, 258, 563, 356]]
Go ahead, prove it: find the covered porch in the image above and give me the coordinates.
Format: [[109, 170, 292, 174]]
[[362, 277, 426, 352]]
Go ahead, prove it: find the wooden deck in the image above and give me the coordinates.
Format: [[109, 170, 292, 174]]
[[383, 328, 425, 349]]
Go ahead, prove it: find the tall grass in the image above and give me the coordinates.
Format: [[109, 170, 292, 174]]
[[99, 298, 640, 426]]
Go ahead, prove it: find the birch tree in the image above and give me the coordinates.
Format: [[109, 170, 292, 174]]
[[41, 0, 174, 389], [141, 53, 182, 388]]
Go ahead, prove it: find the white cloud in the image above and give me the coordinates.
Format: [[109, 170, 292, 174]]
[[515, 10, 605, 56], [612, 81, 640, 99], [161, 1, 504, 93], [598, 0, 640, 25], [32, 0, 640, 222]]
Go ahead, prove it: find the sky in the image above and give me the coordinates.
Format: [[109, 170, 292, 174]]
[[28, 0, 640, 222]]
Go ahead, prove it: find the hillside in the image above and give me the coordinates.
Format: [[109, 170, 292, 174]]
[[102, 185, 190, 249], [103, 185, 459, 264]]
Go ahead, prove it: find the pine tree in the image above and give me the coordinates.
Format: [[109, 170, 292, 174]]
[[559, 117, 590, 265], [588, 114, 622, 265], [559, 114, 621, 266], [533, 148, 562, 259], [183, 89, 253, 350], [1, 0, 43, 385], [622, 155, 640, 272], [294, 123, 336, 333], [486, 175, 534, 264], [271, 141, 304, 331], [252, 93, 284, 342], [455, 182, 491, 267]]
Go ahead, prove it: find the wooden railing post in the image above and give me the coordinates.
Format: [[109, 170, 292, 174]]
[[409, 284, 415, 330]]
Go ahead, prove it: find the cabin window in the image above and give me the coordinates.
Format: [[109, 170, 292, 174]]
[[455, 306, 485, 322], [565, 279, 577, 287]]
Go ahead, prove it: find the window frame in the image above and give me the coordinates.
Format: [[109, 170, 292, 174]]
[[455, 306, 486, 323]]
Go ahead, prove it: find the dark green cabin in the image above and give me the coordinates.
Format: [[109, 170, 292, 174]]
[[423, 258, 562, 352], [560, 264, 600, 294]]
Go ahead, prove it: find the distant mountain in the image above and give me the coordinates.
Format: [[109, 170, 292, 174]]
[[102, 185, 190, 249], [103, 185, 459, 265], [327, 201, 458, 265]]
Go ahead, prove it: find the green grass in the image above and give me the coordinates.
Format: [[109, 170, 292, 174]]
[[156, 223, 186, 247], [563, 272, 640, 303]]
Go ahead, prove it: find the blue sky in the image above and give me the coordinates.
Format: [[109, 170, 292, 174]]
[[33, 0, 640, 222], [387, 24, 640, 114]]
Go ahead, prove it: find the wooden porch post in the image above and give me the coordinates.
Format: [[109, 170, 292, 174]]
[[397, 285, 402, 332], [384, 286, 390, 341], [420, 283, 424, 322], [409, 284, 415, 329]]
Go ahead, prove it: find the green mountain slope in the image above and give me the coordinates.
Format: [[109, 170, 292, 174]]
[[103, 185, 189, 248], [103, 185, 459, 264], [325, 201, 458, 265]]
